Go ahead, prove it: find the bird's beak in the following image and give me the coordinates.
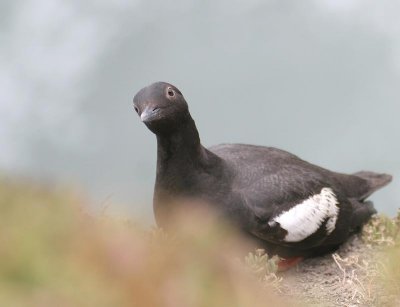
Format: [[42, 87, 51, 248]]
[[140, 106, 160, 122]]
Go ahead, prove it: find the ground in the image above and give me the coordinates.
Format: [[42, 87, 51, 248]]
[[279, 235, 398, 307]]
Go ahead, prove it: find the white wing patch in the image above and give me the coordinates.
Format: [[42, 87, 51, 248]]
[[269, 187, 340, 242]]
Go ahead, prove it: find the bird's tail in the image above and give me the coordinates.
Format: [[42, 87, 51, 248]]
[[353, 171, 392, 200]]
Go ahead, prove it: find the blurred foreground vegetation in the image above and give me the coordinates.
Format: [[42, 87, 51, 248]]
[[1, 176, 399, 306], [0, 177, 288, 307], [362, 211, 400, 304]]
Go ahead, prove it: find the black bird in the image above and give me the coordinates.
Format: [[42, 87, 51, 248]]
[[133, 82, 392, 267]]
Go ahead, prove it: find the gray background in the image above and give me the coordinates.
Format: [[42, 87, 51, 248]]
[[1, 0, 398, 221]]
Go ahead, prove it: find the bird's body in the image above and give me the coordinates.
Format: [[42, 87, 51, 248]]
[[133, 82, 392, 259]]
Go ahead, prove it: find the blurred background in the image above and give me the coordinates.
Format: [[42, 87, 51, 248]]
[[1, 0, 399, 221]]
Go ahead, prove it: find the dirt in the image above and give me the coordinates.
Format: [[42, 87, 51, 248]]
[[278, 235, 397, 307]]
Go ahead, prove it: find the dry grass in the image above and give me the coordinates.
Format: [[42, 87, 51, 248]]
[[358, 210, 400, 306], [363, 210, 400, 306], [331, 252, 382, 304]]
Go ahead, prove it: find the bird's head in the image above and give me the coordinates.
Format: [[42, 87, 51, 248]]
[[133, 82, 190, 134]]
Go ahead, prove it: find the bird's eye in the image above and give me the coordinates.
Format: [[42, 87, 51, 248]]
[[134, 106, 139, 114], [167, 87, 175, 97]]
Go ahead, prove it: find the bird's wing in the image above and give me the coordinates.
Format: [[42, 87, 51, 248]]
[[238, 164, 344, 249], [211, 144, 365, 248]]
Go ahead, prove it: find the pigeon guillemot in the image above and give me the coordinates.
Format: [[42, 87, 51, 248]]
[[132, 82, 392, 263]]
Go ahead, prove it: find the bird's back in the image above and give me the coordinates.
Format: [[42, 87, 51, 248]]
[[209, 143, 373, 203]]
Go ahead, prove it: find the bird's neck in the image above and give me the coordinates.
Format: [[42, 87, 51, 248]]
[[155, 116, 207, 173], [153, 116, 229, 227]]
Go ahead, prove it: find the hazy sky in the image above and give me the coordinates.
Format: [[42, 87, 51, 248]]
[[1, 0, 399, 219]]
